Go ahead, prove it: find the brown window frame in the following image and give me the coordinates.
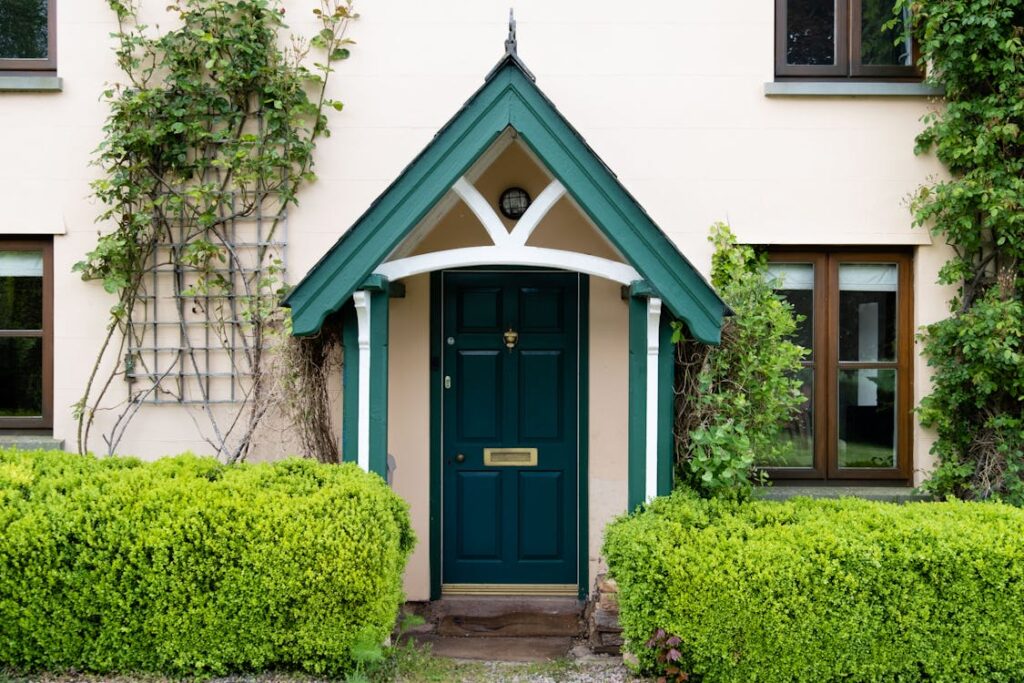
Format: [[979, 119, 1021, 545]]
[[775, 0, 921, 81], [765, 248, 913, 484], [0, 238, 53, 430], [0, 0, 57, 73]]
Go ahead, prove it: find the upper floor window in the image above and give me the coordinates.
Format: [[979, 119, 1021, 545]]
[[0, 0, 56, 72], [776, 0, 919, 80]]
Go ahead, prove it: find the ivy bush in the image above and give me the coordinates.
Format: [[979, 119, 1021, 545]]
[[604, 492, 1024, 682], [673, 224, 807, 498], [0, 449, 414, 676], [898, 0, 1024, 502]]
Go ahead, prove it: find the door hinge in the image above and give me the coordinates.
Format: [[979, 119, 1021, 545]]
[[444, 375, 452, 389]]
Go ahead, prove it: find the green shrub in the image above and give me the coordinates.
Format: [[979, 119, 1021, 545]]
[[0, 449, 415, 676], [604, 491, 1024, 682], [673, 223, 807, 499]]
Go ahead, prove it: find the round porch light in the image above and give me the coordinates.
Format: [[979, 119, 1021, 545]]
[[498, 187, 532, 220]]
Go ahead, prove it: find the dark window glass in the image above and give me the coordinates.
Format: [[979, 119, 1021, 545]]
[[838, 368, 896, 468], [768, 262, 815, 358], [838, 264, 897, 362], [776, 366, 815, 468], [787, 0, 836, 65], [0, 279, 44, 331], [0, 337, 43, 417], [0, 0, 48, 60], [860, 0, 912, 65]]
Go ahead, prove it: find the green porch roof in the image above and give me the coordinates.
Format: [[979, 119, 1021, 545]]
[[284, 52, 728, 344]]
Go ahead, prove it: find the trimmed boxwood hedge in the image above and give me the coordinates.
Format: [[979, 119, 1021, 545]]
[[604, 491, 1024, 683], [0, 449, 414, 676]]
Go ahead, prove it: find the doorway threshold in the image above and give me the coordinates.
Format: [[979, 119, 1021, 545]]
[[442, 583, 577, 597]]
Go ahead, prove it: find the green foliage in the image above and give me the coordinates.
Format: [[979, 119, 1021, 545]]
[[897, 0, 1024, 502], [0, 448, 414, 677], [72, 0, 355, 459], [604, 491, 1024, 682], [672, 223, 807, 499]]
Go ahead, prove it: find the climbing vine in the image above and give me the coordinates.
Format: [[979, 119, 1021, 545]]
[[74, 0, 354, 460], [898, 0, 1024, 502]]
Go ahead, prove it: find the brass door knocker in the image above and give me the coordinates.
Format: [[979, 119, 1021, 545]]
[[503, 328, 519, 351]]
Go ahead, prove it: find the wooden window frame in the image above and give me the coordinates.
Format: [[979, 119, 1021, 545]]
[[764, 248, 913, 484], [0, 0, 57, 72], [0, 238, 53, 430], [775, 0, 921, 81]]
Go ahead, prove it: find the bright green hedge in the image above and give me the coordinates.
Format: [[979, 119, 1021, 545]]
[[604, 491, 1024, 683], [0, 449, 414, 676]]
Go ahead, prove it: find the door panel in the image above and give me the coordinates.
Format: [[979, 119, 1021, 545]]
[[518, 351, 563, 440], [442, 271, 578, 586], [456, 350, 503, 440], [456, 471, 502, 559], [517, 471, 563, 560]]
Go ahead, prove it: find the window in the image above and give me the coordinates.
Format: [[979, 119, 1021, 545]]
[[762, 250, 912, 482], [0, 0, 56, 72], [775, 0, 919, 80], [0, 239, 52, 429]]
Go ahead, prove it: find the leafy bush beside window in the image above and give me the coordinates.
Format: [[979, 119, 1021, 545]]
[[672, 224, 807, 499]]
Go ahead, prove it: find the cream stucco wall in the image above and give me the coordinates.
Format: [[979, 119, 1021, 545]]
[[0, 1, 954, 584]]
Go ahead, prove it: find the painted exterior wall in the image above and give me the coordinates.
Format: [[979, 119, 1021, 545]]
[[0, 1, 953, 595]]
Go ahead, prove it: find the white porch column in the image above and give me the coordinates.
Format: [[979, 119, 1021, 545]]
[[353, 290, 372, 472], [645, 297, 662, 502]]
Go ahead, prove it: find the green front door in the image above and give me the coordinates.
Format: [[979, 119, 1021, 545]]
[[442, 271, 579, 587]]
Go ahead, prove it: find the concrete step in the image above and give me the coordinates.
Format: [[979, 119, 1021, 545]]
[[406, 634, 573, 662], [433, 596, 584, 638], [0, 434, 65, 452]]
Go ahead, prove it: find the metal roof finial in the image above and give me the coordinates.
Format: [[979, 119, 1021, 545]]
[[505, 8, 517, 57]]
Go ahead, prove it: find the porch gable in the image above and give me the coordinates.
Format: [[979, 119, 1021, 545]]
[[284, 53, 727, 344]]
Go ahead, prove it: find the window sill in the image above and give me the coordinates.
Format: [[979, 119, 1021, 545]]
[[754, 485, 930, 503], [0, 75, 62, 92], [764, 81, 943, 98]]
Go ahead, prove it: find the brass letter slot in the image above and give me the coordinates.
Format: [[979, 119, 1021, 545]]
[[483, 448, 538, 466]]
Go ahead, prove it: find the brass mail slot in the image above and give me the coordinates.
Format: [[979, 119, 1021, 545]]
[[483, 448, 538, 466]]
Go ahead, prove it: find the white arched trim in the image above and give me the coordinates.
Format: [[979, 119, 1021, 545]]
[[373, 245, 641, 285], [452, 177, 510, 247], [507, 180, 565, 247]]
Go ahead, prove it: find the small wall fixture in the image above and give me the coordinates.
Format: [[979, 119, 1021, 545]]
[[499, 187, 532, 220]]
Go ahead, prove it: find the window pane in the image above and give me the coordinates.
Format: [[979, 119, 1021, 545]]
[[0, 337, 43, 417], [0, 0, 48, 60], [860, 0, 912, 66], [838, 263, 897, 362], [770, 366, 814, 468], [786, 0, 836, 66], [767, 263, 814, 358], [0, 252, 44, 330], [838, 368, 896, 468]]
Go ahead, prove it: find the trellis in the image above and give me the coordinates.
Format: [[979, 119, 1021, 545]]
[[125, 201, 287, 405]]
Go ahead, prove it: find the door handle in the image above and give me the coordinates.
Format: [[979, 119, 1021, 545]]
[[454, 453, 465, 463]]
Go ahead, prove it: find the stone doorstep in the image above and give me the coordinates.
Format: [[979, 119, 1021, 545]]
[[400, 596, 585, 641], [404, 634, 574, 663], [427, 596, 585, 639]]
